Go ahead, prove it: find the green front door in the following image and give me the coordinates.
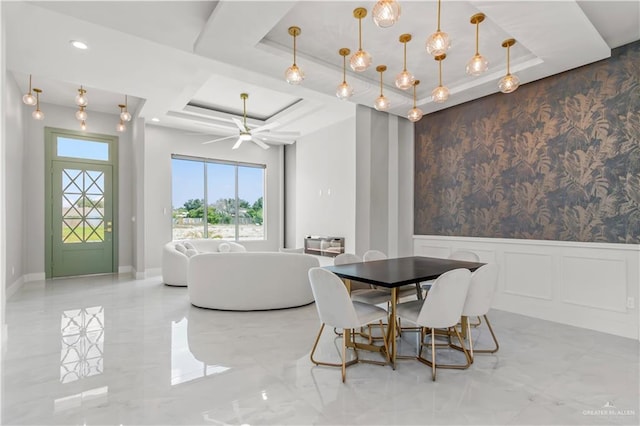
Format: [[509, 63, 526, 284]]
[[45, 128, 118, 279], [51, 161, 114, 277]]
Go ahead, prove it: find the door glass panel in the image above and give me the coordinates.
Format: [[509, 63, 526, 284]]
[[61, 168, 105, 243], [57, 137, 109, 161]]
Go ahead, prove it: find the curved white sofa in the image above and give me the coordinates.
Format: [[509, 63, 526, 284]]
[[188, 252, 320, 310], [162, 239, 246, 286]]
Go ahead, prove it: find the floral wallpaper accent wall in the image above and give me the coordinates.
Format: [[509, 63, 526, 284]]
[[414, 41, 640, 244]]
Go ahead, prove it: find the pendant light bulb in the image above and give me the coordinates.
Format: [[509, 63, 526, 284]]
[[120, 95, 132, 121], [117, 120, 126, 132], [407, 80, 423, 123], [466, 13, 489, 76], [374, 65, 390, 111], [31, 88, 44, 120], [75, 85, 88, 107], [431, 54, 449, 103], [22, 74, 37, 106], [350, 8, 372, 72], [336, 48, 354, 100], [80, 120, 87, 131], [395, 34, 415, 90], [285, 26, 305, 85], [372, 0, 401, 28], [425, 0, 451, 57], [499, 38, 520, 93], [75, 106, 88, 121]]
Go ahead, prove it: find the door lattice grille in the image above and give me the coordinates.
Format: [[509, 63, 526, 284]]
[[61, 169, 105, 243]]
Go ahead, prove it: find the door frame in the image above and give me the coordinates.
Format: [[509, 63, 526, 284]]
[[44, 127, 119, 278]]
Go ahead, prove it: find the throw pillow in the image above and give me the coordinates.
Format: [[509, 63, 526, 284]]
[[184, 241, 196, 251], [218, 242, 231, 253], [175, 243, 186, 253], [185, 249, 198, 258], [228, 242, 247, 252]]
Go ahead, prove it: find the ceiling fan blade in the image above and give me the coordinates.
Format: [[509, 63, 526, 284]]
[[202, 135, 238, 145], [251, 136, 271, 150], [231, 137, 244, 150], [251, 121, 281, 134], [231, 117, 246, 131]]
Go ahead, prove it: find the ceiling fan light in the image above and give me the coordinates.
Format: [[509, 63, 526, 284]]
[[239, 133, 252, 142], [395, 70, 415, 90], [466, 54, 489, 76], [499, 73, 520, 93], [336, 82, 353, 100], [426, 31, 451, 57], [372, 0, 401, 28], [285, 64, 304, 85], [407, 107, 423, 122], [432, 85, 449, 103]]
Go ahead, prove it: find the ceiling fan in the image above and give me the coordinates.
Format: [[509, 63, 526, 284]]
[[201, 93, 298, 150]]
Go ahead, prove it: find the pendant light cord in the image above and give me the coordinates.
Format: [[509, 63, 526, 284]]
[[436, 0, 442, 31]]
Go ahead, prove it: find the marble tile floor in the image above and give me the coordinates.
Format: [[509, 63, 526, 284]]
[[2, 273, 638, 425]]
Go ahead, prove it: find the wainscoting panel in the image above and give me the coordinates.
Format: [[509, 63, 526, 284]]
[[414, 235, 640, 340]]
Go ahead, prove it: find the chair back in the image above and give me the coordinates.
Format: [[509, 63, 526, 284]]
[[334, 253, 362, 266], [363, 250, 387, 262], [462, 263, 498, 317], [308, 267, 360, 328], [448, 250, 480, 262], [417, 268, 471, 329]]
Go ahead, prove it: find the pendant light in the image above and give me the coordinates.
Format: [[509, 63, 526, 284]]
[[395, 34, 415, 90], [431, 54, 449, 103], [31, 88, 44, 120], [372, 0, 401, 28], [117, 104, 127, 132], [350, 8, 372, 72], [80, 120, 87, 131], [120, 95, 132, 121], [75, 105, 87, 121], [374, 65, 390, 111], [75, 85, 88, 107], [498, 38, 520, 93], [336, 48, 354, 100], [285, 26, 304, 85], [466, 13, 489, 76], [425, 0, 450, 57], [22, 74, 37, 106], [407, 80, 423, 122]]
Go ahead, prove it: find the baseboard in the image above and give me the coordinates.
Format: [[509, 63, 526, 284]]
[[146, 267, 161, 278], [414, 235, 640, 340], [118, 265, 133, 274], [24, 273, 46, 282], [7, 276, 24, 300]]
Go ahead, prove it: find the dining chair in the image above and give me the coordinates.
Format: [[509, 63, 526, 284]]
[[308, 267, 390, 382], [421, 250, 480, 294], [396, 268, 472, 381], [450, 263, 500, 358], [335, 253, 392, 304]]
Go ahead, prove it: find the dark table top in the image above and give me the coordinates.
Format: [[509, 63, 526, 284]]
[[323, 256, 485, 289]]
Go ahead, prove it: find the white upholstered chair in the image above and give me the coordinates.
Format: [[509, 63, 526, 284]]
[[421, 250, 480, 294], [334, 253, 391, 304], [396, 268, 472, 381], [451, 263, 500, 357], [308, 267, 390, 382]]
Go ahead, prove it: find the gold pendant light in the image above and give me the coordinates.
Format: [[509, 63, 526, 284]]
[[431, 54, 449, 103], [350, 8, 372, 72], [22, 74, 37, 106], [75, 105, 87, 121], [374, 65, 390, 111], [466, 13, 489, 76], [75, 85, 88, 107], [425, 0, 450, 57], [498, 38, 520, 93], [117, 104, 127, 132], [31, 88, 44, 120], [336, 48, 354, 100], [120, 95, 132, 121], [372, 0, 401, 28], [407, 80, 423, 122], [285, 26, 304, 85], [395, 33, 415, 90]]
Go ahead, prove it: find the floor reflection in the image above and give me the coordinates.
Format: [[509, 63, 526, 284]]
[[59, 306, 104, 383]]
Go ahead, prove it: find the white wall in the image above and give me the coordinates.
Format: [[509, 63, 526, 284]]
[[294, 117, 357, 254], [143, 125, 284, 272], [22, 102, 134, 278], [3, 74, 26, 297], [414, 235, 640, 340]]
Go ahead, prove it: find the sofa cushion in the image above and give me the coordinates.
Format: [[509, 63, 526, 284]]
[[185, 248, 198, 257], [218, 242, 231, 252], [184, 241, 196, 251], [175, 243, 187, 254]]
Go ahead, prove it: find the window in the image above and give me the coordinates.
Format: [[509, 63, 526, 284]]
[[171, 155, 265, 241]]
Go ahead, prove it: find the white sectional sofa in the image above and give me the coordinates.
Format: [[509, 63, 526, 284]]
[[187, 252, 320, 311], [162, 239, 246, 286]]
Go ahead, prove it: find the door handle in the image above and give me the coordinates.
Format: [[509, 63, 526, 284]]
[[106, 221, 112, 233]]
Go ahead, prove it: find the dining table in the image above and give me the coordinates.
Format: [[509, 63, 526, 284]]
[[323, 255, 485, 367]]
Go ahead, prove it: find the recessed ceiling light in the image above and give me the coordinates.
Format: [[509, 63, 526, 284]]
[[151, 117, 160, 122], [70, 40, 88, 50]]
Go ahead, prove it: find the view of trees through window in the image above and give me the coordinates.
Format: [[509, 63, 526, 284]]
[[171, 156, 265, 241]]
